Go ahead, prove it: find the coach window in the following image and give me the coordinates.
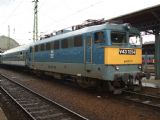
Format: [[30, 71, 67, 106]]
[[54, 41, 59, 49], [62, 39, 68, 48], [74, 35, 82, 47], [46, 42, 51, 50], [94, 31, 105, 43], [20, 52, 23, 59]]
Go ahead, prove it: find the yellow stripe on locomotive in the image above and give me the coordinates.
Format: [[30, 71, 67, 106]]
[[104, 47, 142, 64]]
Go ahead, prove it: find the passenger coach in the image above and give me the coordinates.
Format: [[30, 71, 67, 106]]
[[2, 45, 30, 67]]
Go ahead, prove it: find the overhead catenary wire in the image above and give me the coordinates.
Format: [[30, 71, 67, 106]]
[[42, 0, 104, 34], [1, 0, 25, 26]]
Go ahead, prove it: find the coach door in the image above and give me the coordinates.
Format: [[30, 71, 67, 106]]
[[84, 33, 92, 64]]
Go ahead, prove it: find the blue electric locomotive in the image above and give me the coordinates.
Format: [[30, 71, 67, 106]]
[[1, 20, 144, 92], [27, 20, 143, 91]]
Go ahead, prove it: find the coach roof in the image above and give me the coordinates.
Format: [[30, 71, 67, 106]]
[[3, 44, 30, 55]]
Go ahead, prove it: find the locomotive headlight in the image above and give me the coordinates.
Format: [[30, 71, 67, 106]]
[[138, 65, 142, 69], [115, 66, 120, 70]]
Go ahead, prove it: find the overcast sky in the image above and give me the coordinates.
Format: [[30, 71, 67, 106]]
[[0, 0, 160, 45]]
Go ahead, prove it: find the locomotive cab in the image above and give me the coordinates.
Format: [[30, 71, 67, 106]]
[[102, 24, 143, 91]]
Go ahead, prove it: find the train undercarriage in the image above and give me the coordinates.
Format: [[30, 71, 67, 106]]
[[43, 71, 145, 94], [75, 77, 143, 94], [26, 66, 150, 94]]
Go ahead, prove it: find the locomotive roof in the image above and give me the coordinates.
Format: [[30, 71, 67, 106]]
[[2, 22, 140, 55], [31, 22, 139, 46], [2, 44, 30, 55]]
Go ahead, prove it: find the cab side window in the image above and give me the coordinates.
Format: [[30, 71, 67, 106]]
[[94, 31, 105, 43]]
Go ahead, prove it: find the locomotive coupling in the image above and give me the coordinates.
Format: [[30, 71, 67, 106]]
[[130, 72, 150, 80], [114, 72, 148, 82], [139, 72, 151, 80]]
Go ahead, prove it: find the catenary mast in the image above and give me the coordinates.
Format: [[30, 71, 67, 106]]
[[33, 0, 39, 42]]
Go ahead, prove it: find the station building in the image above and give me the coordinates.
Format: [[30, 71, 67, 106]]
[[0, 35, 19, 53]]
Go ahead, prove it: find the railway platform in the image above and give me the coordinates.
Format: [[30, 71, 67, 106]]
[[0, 107, 8, 120], [142, 76, 160, 88]]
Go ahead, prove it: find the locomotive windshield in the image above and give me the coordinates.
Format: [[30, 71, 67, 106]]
[[129, 34, 141, 47], [111, 31, 141, 47], [111, 32, 127, 45]]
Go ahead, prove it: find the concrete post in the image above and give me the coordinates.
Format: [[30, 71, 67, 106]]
[[155, 29, 160, 79]]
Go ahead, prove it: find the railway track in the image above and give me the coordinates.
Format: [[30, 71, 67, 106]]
[[0, 74, 88, 120], [122, 90, 160, 110]]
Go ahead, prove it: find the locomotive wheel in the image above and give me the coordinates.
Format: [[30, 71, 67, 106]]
[[112, 80, 125, 89], [133, 79, 142, 91], [127, 77, 142, 91], [76, 77, 97, 88]]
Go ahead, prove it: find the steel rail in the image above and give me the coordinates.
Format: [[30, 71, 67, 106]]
[[122, 90, 160, 109], [0, 86, 36, 120], [0, 73, 88, 120]]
